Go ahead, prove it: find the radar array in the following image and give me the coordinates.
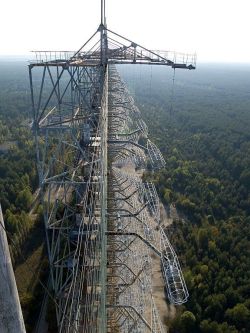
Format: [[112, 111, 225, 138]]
[[28, 1, 195, 331]]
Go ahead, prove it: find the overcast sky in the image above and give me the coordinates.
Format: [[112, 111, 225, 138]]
[[1, 0, 250, 62]]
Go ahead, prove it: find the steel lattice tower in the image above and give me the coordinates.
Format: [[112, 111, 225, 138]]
[[29, 1, 196, 332]]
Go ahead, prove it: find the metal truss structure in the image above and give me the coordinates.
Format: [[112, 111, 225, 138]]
[[29, 1, 195, 332]]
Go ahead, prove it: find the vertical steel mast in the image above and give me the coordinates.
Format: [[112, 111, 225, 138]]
[[29, 1, 195, 331], [0, 205, 26, 333]]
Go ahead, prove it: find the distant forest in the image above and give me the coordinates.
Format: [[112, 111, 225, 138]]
[[0, 61, 37, 247], [120, 63, 250, 332], [0, 60, 250, 332], [0, 61, 46, 331]]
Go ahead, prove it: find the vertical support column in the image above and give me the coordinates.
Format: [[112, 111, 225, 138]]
[[100, 0, 108, 67], [0, 204, 26, 333], [99, 66, 108, 333]]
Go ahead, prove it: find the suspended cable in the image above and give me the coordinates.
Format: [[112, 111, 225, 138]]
[[169, 68, 176, 116], [149, 65, 153, 97]]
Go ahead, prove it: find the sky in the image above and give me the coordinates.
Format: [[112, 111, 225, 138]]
[[1, 0, 250, 62]]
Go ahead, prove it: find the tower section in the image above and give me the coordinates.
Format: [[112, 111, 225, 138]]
[[29, 14, 195, 332]]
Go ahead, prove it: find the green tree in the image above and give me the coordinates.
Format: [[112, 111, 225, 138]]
[[15, 188, 32, 212], [5, 209, 19, 233], [198, 228, 209, 250], [179, 311, 196, 332], [225, 303, 250, 329]]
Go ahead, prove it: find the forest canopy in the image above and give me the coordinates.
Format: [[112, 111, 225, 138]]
[[120, 63, 250, 333]]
